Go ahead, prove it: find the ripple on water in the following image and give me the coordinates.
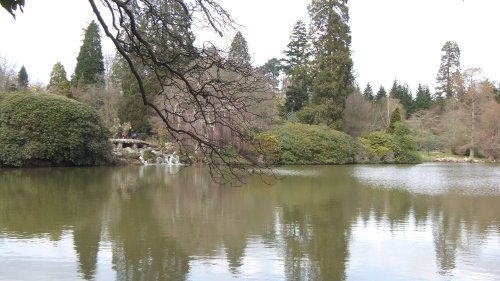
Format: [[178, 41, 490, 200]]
[[352, 163, 500, 196]]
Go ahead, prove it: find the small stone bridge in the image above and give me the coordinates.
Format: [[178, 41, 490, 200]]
[[110, 138, 151, 149]]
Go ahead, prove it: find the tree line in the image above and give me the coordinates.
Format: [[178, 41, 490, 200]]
[[1, 0, 498, 173]]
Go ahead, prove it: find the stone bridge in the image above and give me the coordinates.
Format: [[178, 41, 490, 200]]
[[110, 138, 151, 150]]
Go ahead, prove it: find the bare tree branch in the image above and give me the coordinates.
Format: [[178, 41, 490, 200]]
[[88, 0, 273, 183]]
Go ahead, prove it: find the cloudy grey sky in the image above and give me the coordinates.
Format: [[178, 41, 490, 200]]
[[1, 0, 499, 92]]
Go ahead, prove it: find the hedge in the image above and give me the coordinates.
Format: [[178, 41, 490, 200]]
[[0, 92, 112, 167]]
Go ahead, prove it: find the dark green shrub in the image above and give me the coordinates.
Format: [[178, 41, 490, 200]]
[[392, 122, 421, 163], [274, 123, 357, 164], [356, 122, 421, 164], [0, 92, 112, 166]]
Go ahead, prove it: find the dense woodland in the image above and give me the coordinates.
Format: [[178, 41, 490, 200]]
[[0, 0, 499, 172]]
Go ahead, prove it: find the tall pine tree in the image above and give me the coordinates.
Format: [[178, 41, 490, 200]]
[[389, 80, 413, 116], [436, 41, 461, 99], [375, 85, 387, 102], [17, 65, 28, 89], [228, 31, 251, 66], [363, 83, 374, 101], [283, 20, 311, 112], [72, 20, 104, 86], [414, 83, 432, 112], [308, 0, 354, 126]]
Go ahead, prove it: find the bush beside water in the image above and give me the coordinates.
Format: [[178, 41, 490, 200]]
[[0, 92, 112, 167], [274, 123, 357, 164]]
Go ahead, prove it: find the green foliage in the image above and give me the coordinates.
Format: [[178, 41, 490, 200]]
[[0, 0, 23, 18], [259, 58, 282, 93], [357, 131, 394, 163], [414, 84, 433, 111], [308, 0, 354, 124], [388, 107, 402, 133], [47, 62, 71, 97], [363, 83, 374, 101], [274, 123, 357, 164], [228, 31, 251, 66], [0, 92, 112, 167], [17, 65, 28, 89], [436, 41, 461, 99], [282, 20, 310, 75], [142, 149, 156, 164], [357, 122, 421, 164], [117, 94, 152, 138], [72, 20, 105, 86], [389, 80, 413, 116], [249, 133, 280, 165], [295, 100, 343, 129], [392, 122, 420, 163], [375, 86, 387, 102]]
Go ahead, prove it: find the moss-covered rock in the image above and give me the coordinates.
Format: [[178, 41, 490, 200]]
[[0, 92, 112, 167]]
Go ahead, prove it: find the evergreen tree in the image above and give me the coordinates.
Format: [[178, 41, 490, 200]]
[[47, 62, 71, 97], [259, 58, 282, 93], [389, 80, 413, 116], [436, 41, 461, 99], [72, 20, 104, 86], [363, 83, 374, 101], [308, 0, 354, 125], [282, 20, 310, 75], [17, 65, 28, 89], [228, 31, 251, 66], [414, 83, 433, 111], [283, 20, 311, 113], [388, 107, 402, 133], [375, 85, 386, 102]]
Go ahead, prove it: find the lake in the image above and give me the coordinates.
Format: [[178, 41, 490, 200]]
[[0, 163, 499, 280]]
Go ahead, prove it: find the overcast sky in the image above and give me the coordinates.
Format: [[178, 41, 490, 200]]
[[1, 0, 499, 93]]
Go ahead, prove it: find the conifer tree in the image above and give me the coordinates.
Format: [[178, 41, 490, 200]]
[[228, 31, 251, 66], [72, 20, 104, 86], [17, 65, 28, 89], [375, 85, 387, 102], [283, 20, 311, 112], [282, 20, 310, 75], [48, 62, 71, 97], [436, 41, 461, 99], [389, 80, 413, 116], [363, 83, 374, 101], [308, 0, 354, 125], [388, 107, 402, 133], [414, 84, 432, 112]]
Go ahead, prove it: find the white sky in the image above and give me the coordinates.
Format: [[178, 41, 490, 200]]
[[1, 0, 499, 93]]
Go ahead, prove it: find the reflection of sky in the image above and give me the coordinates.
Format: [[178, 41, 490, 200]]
[[353, 163, 500, 196], [0, 232, 80, 280], [0, 231, 116, 281], [346, 215, 500, 281], [187, 237, 285, 281]]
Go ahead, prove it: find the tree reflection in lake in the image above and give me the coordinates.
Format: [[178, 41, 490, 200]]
[[0, 164, 499, 280]]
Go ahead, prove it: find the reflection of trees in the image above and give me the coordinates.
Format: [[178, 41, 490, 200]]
[[0, 168, 111, 280], [107, 166, 277, 280], [1, 165, 500, 280], [274, 166, 357, 281], [349, 173, 500, 277]]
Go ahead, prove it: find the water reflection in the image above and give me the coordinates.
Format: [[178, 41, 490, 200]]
[[0, 164, 499, 280]]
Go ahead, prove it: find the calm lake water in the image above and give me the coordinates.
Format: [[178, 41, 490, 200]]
[[0, 163, 499, 281]]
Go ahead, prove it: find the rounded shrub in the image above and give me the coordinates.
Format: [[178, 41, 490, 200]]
[[356, 122, 421, 164], [0, 92, 112, 167], [274, 123, 357, 164], [248, 133, 280, 165]]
